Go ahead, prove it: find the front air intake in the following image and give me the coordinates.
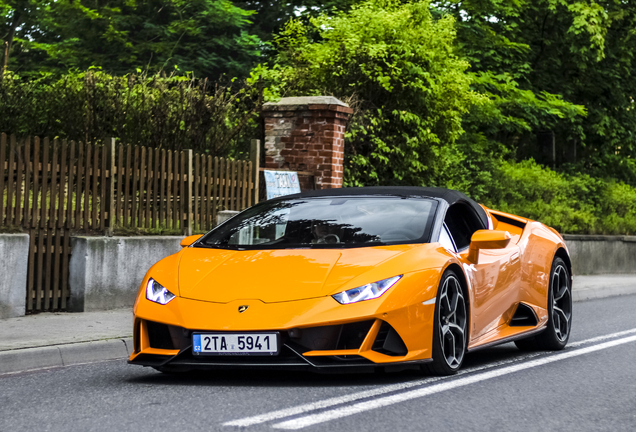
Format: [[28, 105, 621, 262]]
[[290, 320, 374, 351], [145, 321, 190, 350], [146, 321, 175, 349], [336, 321, 375, 350], [372, 321, 408, 356]]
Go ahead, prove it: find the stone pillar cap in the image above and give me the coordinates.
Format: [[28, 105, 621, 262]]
[[263, 96, 352, 113]]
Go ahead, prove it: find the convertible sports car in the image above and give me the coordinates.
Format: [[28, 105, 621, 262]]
[[129, 187, 573, 375]]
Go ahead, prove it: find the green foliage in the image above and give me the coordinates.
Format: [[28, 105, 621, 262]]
[[260, 0, 485, 187], [430, 0, 636, 233], [1, 0, 263, 79], [3, 0, 636, 234], [256, 0, 636, 234], [437, 0, 636, 182], [237, 0, 361, 42], [0, 71, 262, 156], [483, 159, 636, 235]]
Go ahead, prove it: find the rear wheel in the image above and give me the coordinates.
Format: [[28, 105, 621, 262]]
[[423, 269, 468, 375], [514, 256, 572, 351]]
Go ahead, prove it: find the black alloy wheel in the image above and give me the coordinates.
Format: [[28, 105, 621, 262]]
[[515, 256, 572, 351], [424, 269, 468, 375]]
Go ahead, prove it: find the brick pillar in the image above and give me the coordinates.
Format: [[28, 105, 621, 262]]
[[262, 96, 352, 189]]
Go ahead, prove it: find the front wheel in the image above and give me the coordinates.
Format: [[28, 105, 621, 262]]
[[515, 256, 572, 351], [423, 269, 468, 376]]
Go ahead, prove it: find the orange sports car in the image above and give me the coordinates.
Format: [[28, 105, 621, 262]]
[[128, 187, 572, 375]]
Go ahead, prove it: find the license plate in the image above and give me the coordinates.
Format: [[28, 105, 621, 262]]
[[192, 333, 279, 356]]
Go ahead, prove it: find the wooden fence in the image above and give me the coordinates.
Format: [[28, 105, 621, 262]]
[[0, 133, 259, 312]]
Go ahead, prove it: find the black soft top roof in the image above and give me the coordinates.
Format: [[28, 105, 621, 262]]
[[276, 186, 489, 228]]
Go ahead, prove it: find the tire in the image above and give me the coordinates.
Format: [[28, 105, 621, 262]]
[[423, 269, 468, 376], [514, 256, 572, 351]]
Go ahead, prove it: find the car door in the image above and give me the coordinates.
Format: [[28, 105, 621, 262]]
[[444, 203, 521, 343]]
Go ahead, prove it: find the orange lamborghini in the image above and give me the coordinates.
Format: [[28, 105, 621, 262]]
[[128, 187, 573, 375]]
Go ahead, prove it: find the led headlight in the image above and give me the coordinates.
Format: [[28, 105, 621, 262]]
[[146, 278, 176, 305], [332, 275, 402, 304]]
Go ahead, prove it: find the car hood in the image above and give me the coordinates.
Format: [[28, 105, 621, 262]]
[[177, 245, 417, 303]]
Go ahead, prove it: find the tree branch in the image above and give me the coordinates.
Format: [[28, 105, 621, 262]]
[[1, 7, 23, 77]]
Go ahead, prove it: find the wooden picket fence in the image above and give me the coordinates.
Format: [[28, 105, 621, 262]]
[[0, 133, 258, 313]]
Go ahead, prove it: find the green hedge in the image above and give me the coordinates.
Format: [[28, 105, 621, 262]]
[[483, 160, 636, 235], [0, 71, 261, 158]]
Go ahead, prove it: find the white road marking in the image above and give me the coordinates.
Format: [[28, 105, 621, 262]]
[[273, 334, 636, 429], [223, 328, 636, 428], [223, 374, 452, 427], [568, 327, 636, 347], [224, 352, 554, 427]]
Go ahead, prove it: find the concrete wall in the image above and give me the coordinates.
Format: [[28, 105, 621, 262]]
[[0, 234, 29, 319], [563, 235, 636, 275], [1, 232, 631, 316], [217, 210, 239, 224], [69, 236, 183, 312]]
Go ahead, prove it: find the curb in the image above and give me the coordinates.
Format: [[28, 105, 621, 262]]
[[573, 285, 636, 302], [0, 338, 132, 376], [572, 275, 636, 302]]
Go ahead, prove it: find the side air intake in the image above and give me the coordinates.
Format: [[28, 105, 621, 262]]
[[510, 303, 539, 327]]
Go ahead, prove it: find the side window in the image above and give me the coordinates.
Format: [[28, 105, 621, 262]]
[[439, 224, 456, 252], [444, 203, 484, 251]]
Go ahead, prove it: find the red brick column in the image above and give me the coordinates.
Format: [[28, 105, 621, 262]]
[[262, 96, 352, 189]]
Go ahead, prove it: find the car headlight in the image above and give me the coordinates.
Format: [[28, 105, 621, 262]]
[[332, 275, 402, 304], [146, 278, 176, 305]]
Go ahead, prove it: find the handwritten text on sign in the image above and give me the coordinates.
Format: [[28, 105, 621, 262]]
[[264, 170, 301, 199]]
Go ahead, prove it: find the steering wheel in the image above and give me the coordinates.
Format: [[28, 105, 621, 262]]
[[381, 229, 416, 241], [318, 234, 340, 244]]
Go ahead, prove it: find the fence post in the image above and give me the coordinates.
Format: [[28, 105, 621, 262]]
[[0, 133, 6, 225], [185, 149, 193, 236], [106, 138, 116, 237], [250, 139, 260, 205]]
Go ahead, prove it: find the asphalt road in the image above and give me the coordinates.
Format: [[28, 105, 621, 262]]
[[2, 294, 636, 432]]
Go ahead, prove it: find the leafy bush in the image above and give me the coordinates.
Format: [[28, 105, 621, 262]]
[[482, 159, 636, 235], [0, 70, 262, 157], [255, 0, 636, 235], [257, 0, 485, 187]]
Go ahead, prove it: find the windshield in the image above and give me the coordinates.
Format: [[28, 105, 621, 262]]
[[197, 196, 438, 249]]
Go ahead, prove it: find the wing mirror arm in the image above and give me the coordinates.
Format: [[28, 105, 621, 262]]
[[467, 230, 511, 264]]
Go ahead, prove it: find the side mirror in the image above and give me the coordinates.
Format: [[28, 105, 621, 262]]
[[467, 230, 511, 263], [180, 234, 203, 247]]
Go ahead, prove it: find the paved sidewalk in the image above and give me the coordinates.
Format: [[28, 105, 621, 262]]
[[0, 309, 133, 375], [0, 308, 132, 351], [1, 275, 636, 376]]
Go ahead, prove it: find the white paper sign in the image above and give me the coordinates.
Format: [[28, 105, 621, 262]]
[[264, 170, 301, 199]]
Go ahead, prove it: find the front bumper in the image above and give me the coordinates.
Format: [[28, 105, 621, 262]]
[[129, 286, 437, 370], [128, 318, 432, 371]]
